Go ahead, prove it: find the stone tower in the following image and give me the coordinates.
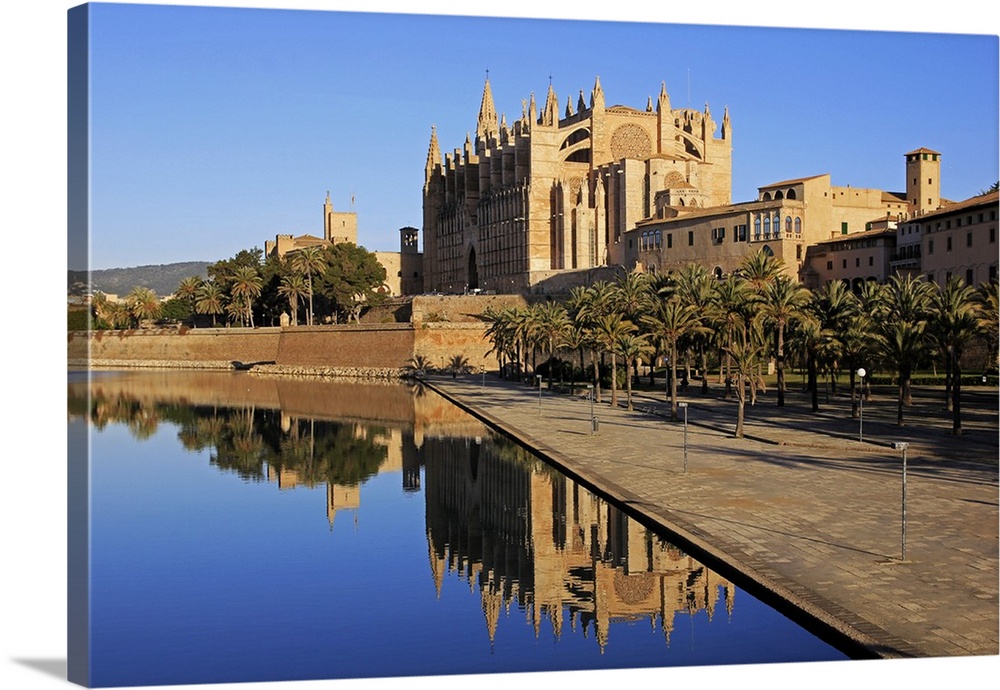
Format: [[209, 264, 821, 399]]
[[905, 148, 942, 218]]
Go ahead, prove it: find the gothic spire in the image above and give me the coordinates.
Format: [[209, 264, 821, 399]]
[[565, 95, 574, 118], [657, 81, 670, 112], [590, 76, 605, 110], [424, 125, 441, 183], [577, 89, 587, 113], [542, 80, 559, 126], [477, 77, 499, 143]]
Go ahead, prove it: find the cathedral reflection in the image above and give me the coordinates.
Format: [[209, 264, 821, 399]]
[[421, 433, 735, 650]]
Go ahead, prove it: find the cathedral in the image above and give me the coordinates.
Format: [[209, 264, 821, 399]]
[[421, 77, 733, 293]]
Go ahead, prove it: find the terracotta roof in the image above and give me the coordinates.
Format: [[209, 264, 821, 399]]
[[912, 191, 998, 221], [759, 174, 828, 188], [905, 147, 942, 156]]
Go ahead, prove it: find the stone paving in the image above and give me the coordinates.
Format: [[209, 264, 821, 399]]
[[422, 373, 998, 660]]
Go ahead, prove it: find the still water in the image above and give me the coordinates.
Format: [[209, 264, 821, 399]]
[[68, 370, 846, 687]]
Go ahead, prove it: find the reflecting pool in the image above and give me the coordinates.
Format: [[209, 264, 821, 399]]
[[68, 370, 847, 687]]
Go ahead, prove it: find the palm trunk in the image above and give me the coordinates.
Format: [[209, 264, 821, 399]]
[[776, 326, 786, 407], [669, 342, 679, 421], [592, 349, 602, 403], [952, 352, 963, 435], [735, 376, 746, 438], [700, 346, 710, 394], [625, 359, 634, 411], [808, 350, 819, 412], [610, 353, 619, 408], [944, 351, 954, 412]]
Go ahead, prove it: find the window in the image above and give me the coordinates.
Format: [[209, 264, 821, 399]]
[[990, 227, 996, 243], [655, 230, 662, 248], [827, 260, 833, 270], [754, 217, 761, 239], [841, 222, 848, 235], [946, 236, 952, 252], [967, 232, 973, 247], [869, 256, 874, 266], [688, 231, 694, 246], [842, 259, 847, 269], [763, 216, 771, 238], [667, 233, 673, 249], [785, 216, 792, 233], [928, 239, 934, 254], [855, 258, 860, 267], [796, 245, 802, 260], [794, 217, 801, 234], [967, 269, 974, 285]]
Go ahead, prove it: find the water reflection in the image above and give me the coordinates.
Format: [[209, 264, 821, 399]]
[[423, 434, 734, 650], [69, 370, 843, 683]]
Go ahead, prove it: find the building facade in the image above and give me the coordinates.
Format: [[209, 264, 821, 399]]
[[422, 77, 732, 293], [917, 190, 999, 287], [626, 171, 909, 282]]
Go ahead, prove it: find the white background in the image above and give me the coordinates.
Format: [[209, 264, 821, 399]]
[[2, 1, 997, 689]]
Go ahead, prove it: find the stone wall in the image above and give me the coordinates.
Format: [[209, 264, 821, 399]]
[[70, 327, 282, 366]]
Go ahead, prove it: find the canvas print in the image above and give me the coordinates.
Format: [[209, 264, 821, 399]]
[[65, 2, 998, 689]]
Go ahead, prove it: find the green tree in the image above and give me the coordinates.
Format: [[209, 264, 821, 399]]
[[641, 296, 706, 420], [315, 243, 387, 323], [195, 281, 226, 327], [725, 321, 768, 438], [278, 272, 308, 327], [930, 277, 981, 433], [593, 313, 635, 409], [614, 331, 653, 411], [874, 274, 935, 425], [126, 286, 161, 326], [534, 301, 571, 389], [758, 275, 811, 407], [228, 265, 263, 328], [289, 246, 327, 326]]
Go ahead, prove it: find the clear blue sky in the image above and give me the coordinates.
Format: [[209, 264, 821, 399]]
[[75, 1, 998, 270]]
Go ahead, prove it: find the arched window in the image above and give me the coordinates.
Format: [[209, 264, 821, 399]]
[[794, 217, 802, 234], [763, 216, 771, 238], [714, 266, 724, 280], [785, 216, 792, 233], [654, 230, 662, 248], [761, 245, 774, 257], [787, 189, 797, 200], [754, 216, 761, 239], [641, 231, 648, 251], [775, 191, 784, 200], [773, 213, 781, 233], [762, 192, 772, 201]]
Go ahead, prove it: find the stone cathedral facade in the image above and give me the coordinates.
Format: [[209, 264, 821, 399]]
[[422, 77, 733, 293]]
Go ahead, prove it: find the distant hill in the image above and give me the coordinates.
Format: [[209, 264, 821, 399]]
[[68, 261, 211, 298]]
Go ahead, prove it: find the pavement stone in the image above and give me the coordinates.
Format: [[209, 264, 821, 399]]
[[422, 372, 998, 660]]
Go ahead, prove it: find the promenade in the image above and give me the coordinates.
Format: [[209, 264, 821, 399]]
[[423, 372, 998, 660]]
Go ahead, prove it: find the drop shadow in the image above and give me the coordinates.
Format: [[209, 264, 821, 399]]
[[12, 658, 67, 681]]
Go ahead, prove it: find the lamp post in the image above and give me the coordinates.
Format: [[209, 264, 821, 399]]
[[664, 356, 669, 402], [893, 441, 909, 561], [587, 384, 596, 434], [678, 401, 689, 473], [857, 367, 866, 442], [536, 374, 542, 415]]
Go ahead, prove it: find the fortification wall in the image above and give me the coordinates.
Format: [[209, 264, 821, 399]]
[[70, 327, 281, 365]]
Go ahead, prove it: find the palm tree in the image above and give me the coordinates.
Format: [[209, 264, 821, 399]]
[[975, 280, 999, 371], [534, 301, 571, 389], [930, 276, 981, 433], [641, 296, 706, 420], [570, 281, 616, 401], [127, 286, 161, 326], [559, 325, 588, 394], [229, 265, 263, 328], [758, 275, 811, 406], [175, 276, 203, 313], [278, 273, 308, 326], [710, 275, 753, 396], [614, 331, 653, 411], [725, 321, 768, 438], [673, 263, 716, 393], [289, 246, 328, 326], [876, 274, 935, 420], [195, 281, 226, 327], [810, 279, 859, 397], [593, 313, 635, 409]]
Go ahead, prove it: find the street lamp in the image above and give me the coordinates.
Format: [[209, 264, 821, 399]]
[[586, 384, 596, 434], [893, 441, 909, 561], [678, 401, 689, 473], [857, 367, 867, 442]]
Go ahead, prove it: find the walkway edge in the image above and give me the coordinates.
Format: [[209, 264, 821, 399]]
[[424, 378, 922, 661]]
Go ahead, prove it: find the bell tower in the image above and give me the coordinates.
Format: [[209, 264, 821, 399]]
[[905, 148, 941, 217]]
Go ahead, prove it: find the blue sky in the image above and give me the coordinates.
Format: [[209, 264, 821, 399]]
[[75, 1, 998, 270]]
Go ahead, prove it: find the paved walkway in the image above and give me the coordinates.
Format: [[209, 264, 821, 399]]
[[422, 373, 998, 660]]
